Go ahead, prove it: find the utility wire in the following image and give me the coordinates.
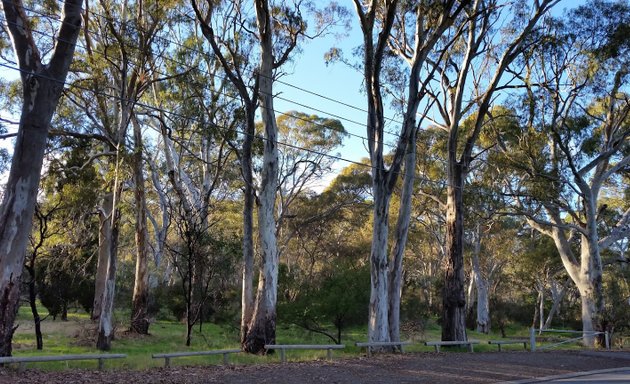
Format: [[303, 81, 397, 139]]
[[0, 61, 455, 192], [0, 7, 409, 152], [33, 0, 408, 128], [3, 5, 584, 197]]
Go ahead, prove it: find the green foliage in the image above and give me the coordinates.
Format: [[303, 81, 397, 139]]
[[279, 263, 369, 344], [602, 264, 630, 337], [36, 245, 96, 320]]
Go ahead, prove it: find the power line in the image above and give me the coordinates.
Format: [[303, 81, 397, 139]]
[[0, 61, 454, 192], [0, 6, 409, 152], [41, 0, 408, 128]]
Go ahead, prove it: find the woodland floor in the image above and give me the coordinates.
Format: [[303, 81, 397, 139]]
[[2, 350, 630, 383]]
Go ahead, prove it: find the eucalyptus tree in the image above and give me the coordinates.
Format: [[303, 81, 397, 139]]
[[190, 0, 260, 344], [62, 0, 169, 347], [192, 0, 346, 353], [0, 0, 83, 357], [422, 0, 557, 341], [147, 38, 241, 344], [351, 0, 469, 345], [501, 0, 630, 346], [275, 112, 347, 258]]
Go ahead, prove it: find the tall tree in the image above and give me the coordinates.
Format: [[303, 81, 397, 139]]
[[0, 0, 83, 357], [424, 0, 557, 341], [193, 0, 342, 353], [502, 0, 630, 346], [191, 0, 260, 344], [352, 0, 468, 345]]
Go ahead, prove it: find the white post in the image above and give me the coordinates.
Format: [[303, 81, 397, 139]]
[[530, 328, 536, 352], [605, 331, 610, 350]]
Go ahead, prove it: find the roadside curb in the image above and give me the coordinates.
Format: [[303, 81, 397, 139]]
[[499, 366, 630, 383]]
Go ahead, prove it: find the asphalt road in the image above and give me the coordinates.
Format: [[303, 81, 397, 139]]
[[502, 367, 630, 383]]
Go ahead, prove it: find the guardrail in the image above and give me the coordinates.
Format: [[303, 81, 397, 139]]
[[0, 353, 126, 371], [529, 328, 610, 351]]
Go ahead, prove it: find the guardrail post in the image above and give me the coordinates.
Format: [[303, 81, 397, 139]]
[[280, 348, 286, 363], [605, 331, 610, 350], [98, 358, 104, 371], [165, 356, 171, 368], [222, 353, 229, 365], [529, 328, 536, 352]]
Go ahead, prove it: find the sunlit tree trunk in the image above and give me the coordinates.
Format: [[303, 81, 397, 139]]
[[0, 0, 83, 357]]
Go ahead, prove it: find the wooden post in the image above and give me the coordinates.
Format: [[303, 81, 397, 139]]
[[223, 353, 229, 364], [98, 358, 104, 370], [326, 348, 332, 360], [165, 356, 171, 368]]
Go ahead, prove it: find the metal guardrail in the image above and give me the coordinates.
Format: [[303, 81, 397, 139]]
[[0, 353, 127, 371], [529, 328, 610, 351]]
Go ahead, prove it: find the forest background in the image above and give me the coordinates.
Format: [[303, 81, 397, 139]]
[[0, 0, 628, 358]]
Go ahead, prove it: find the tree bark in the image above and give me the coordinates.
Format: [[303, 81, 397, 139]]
[[93, 193, 113, 321], [96, 197, 120, 351], [240, 111, 256, 344], [442, 165, 467, 341], [369, 185, 391, 343], [130, 117, 150, 335], [0, 0, 83, 357], [471, 224, 490, 334], [243, 0, 279, 354], [388, 131, 416, 343], [577, 235, 605, 346]]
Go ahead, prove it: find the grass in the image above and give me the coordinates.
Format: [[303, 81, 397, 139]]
[[8, 304, 615, 371]]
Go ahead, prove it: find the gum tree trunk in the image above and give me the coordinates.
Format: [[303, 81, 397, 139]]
[[369, 184, 392, 343], [0, 0, 83, 357], [130, 117, 150, 334], [96, 191, 121, 351], [388, 129, 417, 343], [241, 110, 256, 343], [471, 224, 490, 333], [442, 165, 467, 341], [93, 193, 112, 321], [243, 0, 279, 354]]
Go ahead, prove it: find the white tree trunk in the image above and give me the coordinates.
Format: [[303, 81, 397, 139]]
[[369, 187, 391, 343], [243, 0, 279, 354], [93, 193, 113, 321], [388, 132, 416, 343], [471, 226, 490, 333], [96, 194, 121, 350], [0, 0, 83, 357]]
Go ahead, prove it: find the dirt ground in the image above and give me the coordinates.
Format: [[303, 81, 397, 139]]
[[1, 350, 630, 383]]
